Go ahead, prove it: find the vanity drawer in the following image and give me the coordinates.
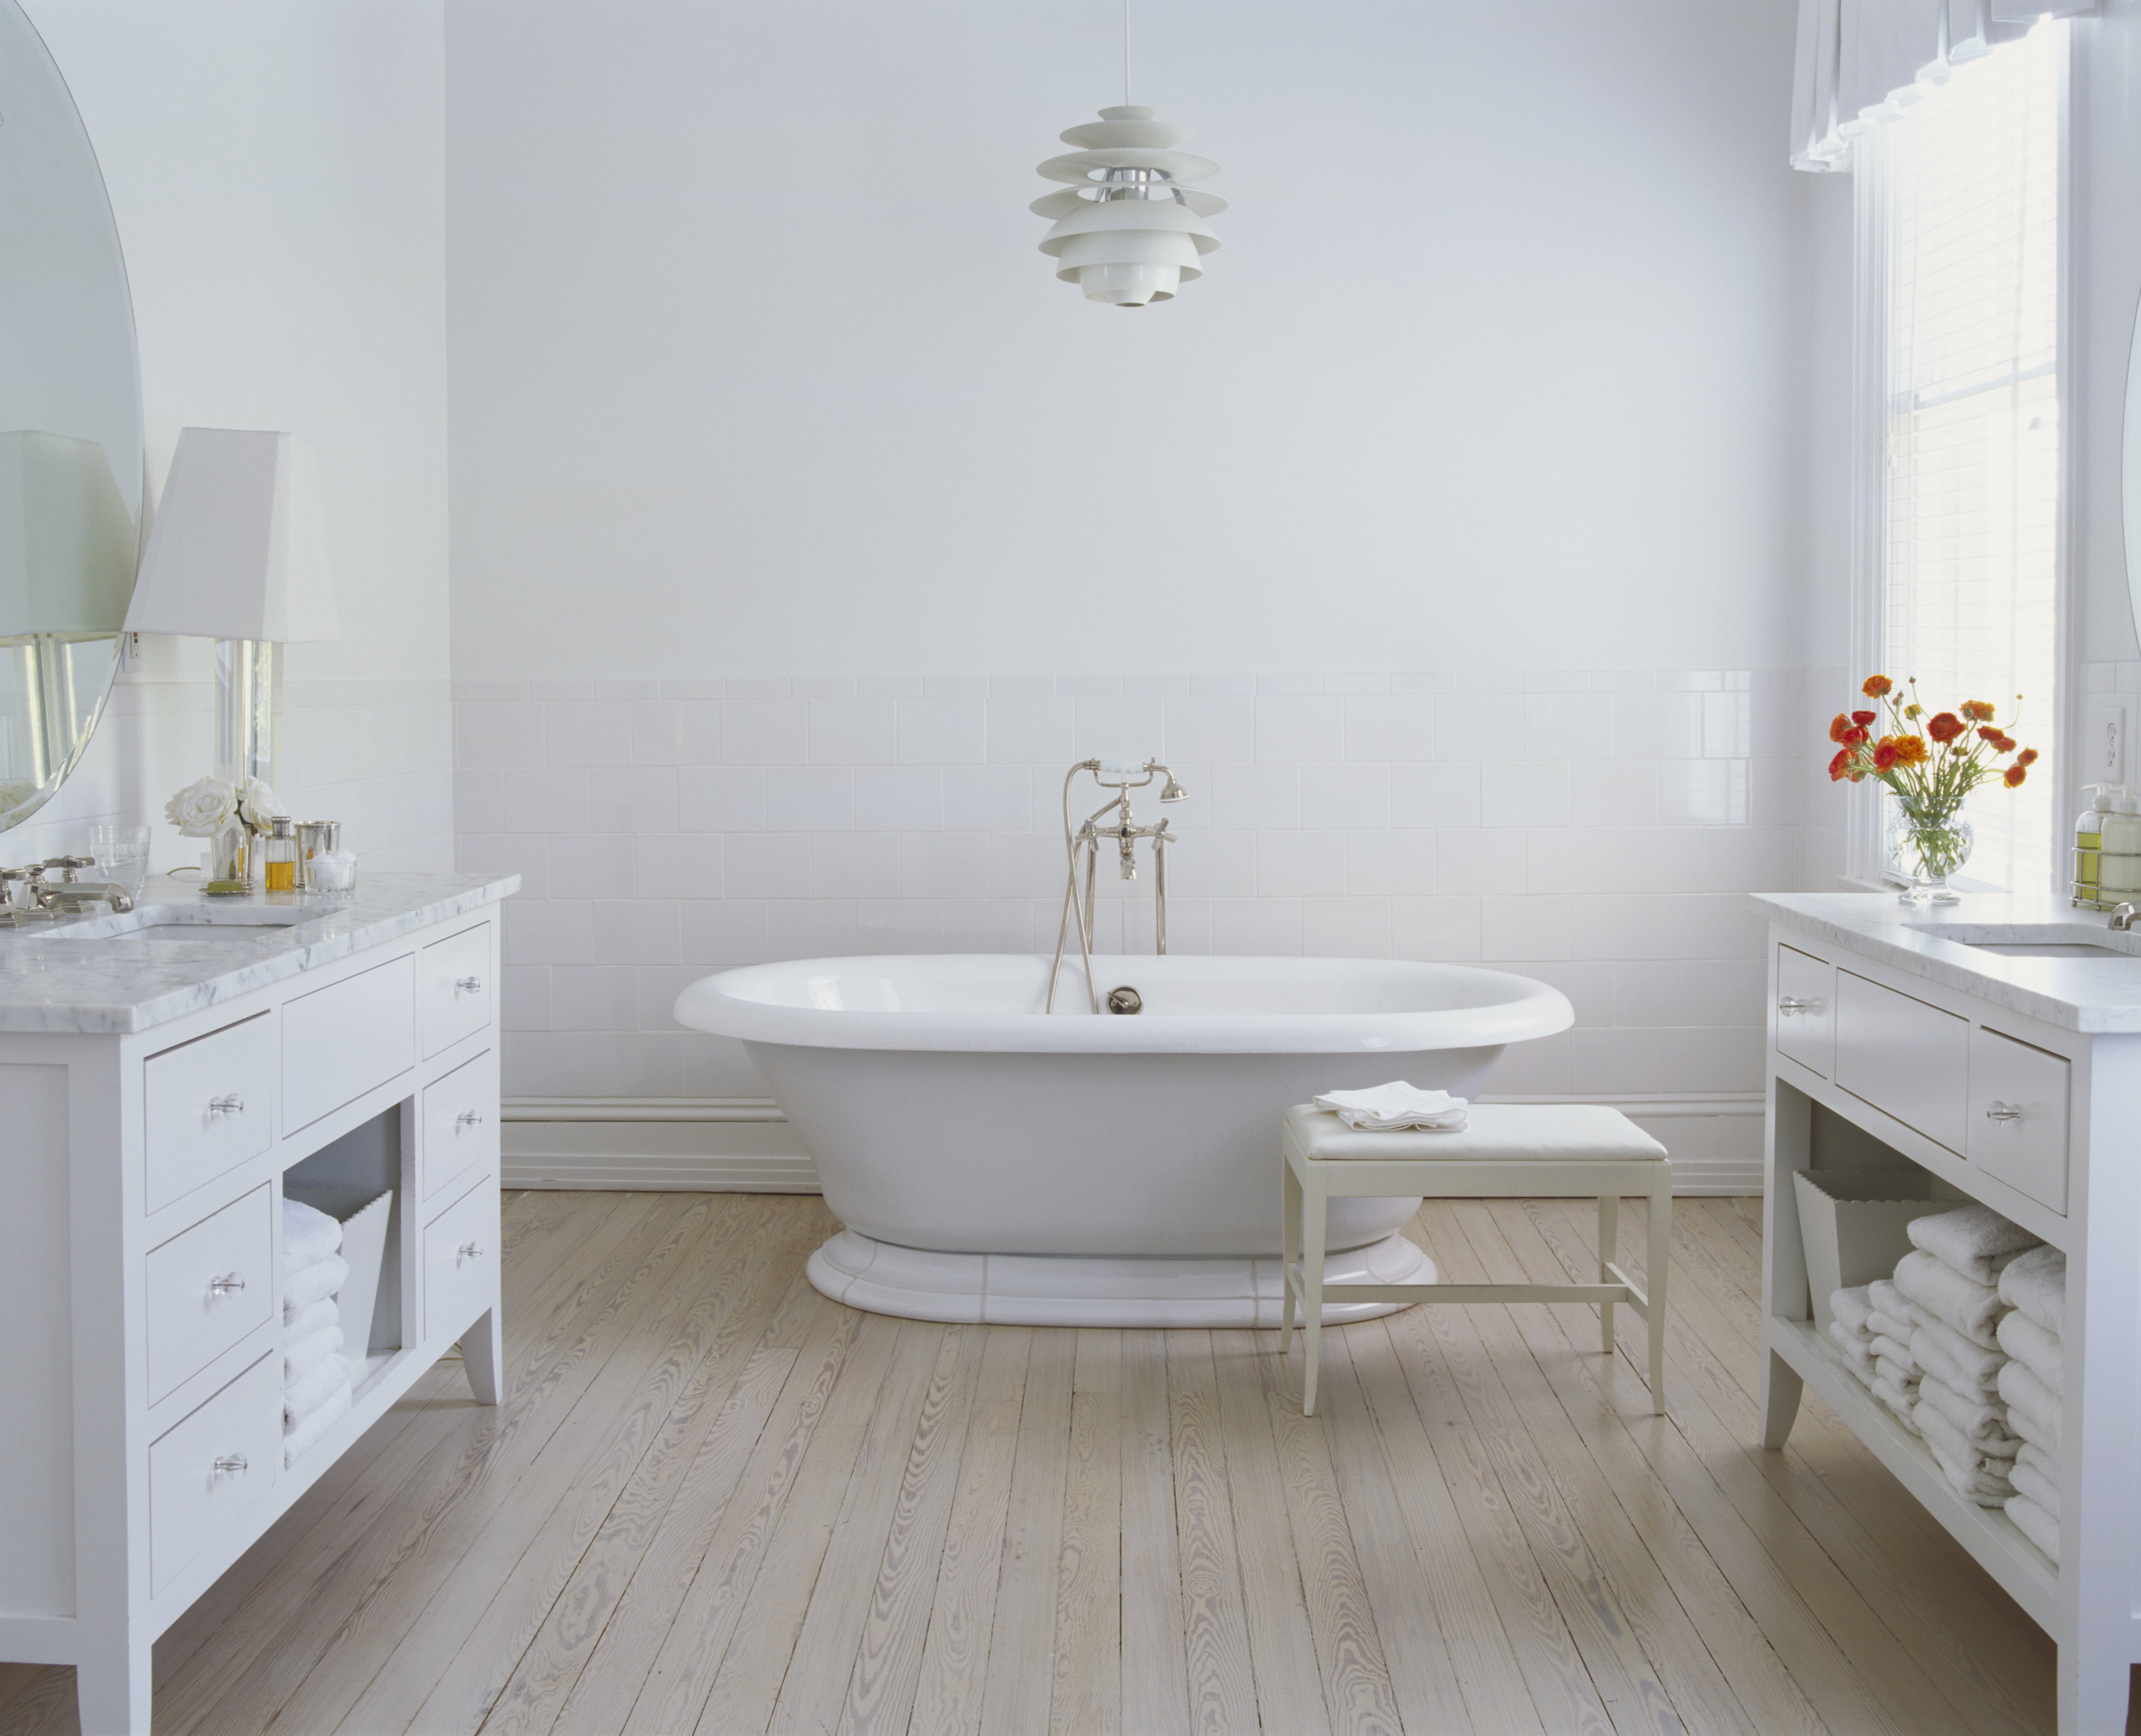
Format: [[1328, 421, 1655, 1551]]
[[423, 1175, 498, 1341], [1968, 1026, 2071, 1214], [421, 923, 492, 1059], [423, 1047, 498, 1203], [145, 1184, 274, 1404], [148, 1351, 280, 1594], [1774, 945, 1834, 1078], [144, 1013, 276, 1213], [283, 954, 416, 1134], [1834, 971, 1969, 1153]]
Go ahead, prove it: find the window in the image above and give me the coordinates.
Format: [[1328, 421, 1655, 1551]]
[[1866, 24, 2064, 892]]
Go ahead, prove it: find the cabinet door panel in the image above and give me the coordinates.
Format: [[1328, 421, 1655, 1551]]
[[1774, 945, 1834, 1077], [1834, 971, 1969, 1153], [148, 1352, 280, 1594], [421, 923, 492, 1059], [144, 1013, 275, 1213], [1967, 1025, 2070, 1213], [283, 954, 415, 1133], [145, 1184, 274, 1403]]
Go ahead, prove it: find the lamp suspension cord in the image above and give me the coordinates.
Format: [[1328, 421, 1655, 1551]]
[[1122, 0, 1131, 105]]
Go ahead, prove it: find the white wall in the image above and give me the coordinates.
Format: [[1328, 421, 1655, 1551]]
[[10, 1, 453, 871]]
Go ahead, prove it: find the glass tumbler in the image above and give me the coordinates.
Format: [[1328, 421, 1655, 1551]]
[[88, 823, 151, 901]]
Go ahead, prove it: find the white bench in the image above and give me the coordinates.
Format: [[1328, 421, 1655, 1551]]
[[1280, 1102, 1672, 1415]]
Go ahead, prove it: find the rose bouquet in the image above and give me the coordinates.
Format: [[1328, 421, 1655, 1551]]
[[1827, 675, 2035, 901], [165, 774, 284, 885]]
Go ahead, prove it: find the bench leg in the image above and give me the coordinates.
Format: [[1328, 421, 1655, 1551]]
[[1280, 1157, 1302, 1352], [1301, 1184, 1326, 1416], [1596, 1192, 1619, 1355], [1646, 1181, 1669, 1416]]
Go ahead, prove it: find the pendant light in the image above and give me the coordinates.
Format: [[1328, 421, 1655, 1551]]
[[1032, 4, 1222, 307]]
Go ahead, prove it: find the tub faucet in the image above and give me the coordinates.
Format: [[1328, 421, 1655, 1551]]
[[1046, 758, 1187, 1013]]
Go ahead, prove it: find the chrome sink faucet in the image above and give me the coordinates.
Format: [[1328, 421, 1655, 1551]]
[[2110, 903, 2136, 931], [0, 856, 136, 925], [1046, 758, 1188, 1013]]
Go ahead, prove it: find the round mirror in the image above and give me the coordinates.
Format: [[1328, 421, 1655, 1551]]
[[0, 0, 143, 833]]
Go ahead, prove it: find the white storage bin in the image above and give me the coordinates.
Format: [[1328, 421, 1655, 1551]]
[[284, 1185, 398, 1387], [1793, 1168, 1963, 1335]]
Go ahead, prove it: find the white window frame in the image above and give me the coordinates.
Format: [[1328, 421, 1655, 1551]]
[[1843, 25, 2080, 895]]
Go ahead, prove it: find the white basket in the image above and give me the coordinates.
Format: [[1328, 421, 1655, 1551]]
[[1793, 1169, 1963, 1335], [285, 1185, 396, 1376]]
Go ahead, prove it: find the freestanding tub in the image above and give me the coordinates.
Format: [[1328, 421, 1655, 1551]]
[[674, 954, 1573, 1327]]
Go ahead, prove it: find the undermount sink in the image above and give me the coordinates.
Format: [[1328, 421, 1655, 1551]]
[[32, 905, 309, 941], [1904, 921, 2141, 961]]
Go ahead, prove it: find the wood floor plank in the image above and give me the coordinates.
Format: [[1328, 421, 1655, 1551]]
[[1163, 1331, 1260, 1736], [1049, 1386, 1122, 1736], [976, 1330, 1076, 1736], [908, 1327, 1033, 1736], [1117, 1331, 1191, 1736]]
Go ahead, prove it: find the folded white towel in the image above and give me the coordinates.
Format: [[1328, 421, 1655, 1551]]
[[2016, 1440, 2059, 1490], [1914, 1375, 2020, 1455], [1830, 1285, 1874, 1334], [1827, 1320, 1877, 1381], [1867, 1279, 1910, 1331], [1994, 1308, 2062, 1399], [1867, 1308, 1913, 1345], [1998, 1244, 2065, 1336], [1873, 1373, 1921, 1432], [2005, 1493, 2060, 1562], [1869, 1332, 1916, 1371], [282, 1253, 350, 1317], [284, 1381, 352, 1470], [1312, 1084, 1468, 1132], [281, 1196, 343, 1270], [1873, 1351, 1919, 1388], [284, 1353, 350, 1425], [1931, 1447, 2014, 1508], [1894, 1250, 2005, 1350], [1997, 1358, 2061, 1449], [285, 1296, 338, 1346], [1905, 1204, 2040, 1286], [1916, 1404, 2017, 1485], [284, 1322, 345, 1386], [2006, 1396, 2058, 1456], [2009, 1455, 2060, 1521], [1907, 1307, 2004, 1394]]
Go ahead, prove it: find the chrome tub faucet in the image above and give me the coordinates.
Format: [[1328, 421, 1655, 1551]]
[[1046, 758, 1187, 1013]]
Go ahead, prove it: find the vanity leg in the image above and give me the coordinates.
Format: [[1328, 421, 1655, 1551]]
[[76, 1635, 150, 1736], [461, 1306, 502, 1405], [1759, 1349, 1803, 1451]]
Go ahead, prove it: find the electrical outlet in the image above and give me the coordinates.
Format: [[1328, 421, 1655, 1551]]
[[116, 630, 143, 676], [2092, 703, 2128, 785]]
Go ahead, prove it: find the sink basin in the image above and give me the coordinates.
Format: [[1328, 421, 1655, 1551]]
[[30, 904, 309, 941], [1904, 921, 2141, 961]]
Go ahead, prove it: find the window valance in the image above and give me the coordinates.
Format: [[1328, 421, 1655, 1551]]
[[1790, 0, 2092, 170]]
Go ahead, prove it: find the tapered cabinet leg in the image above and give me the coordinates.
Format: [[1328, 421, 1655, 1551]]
[[1759, 1347, 1803, 1450], [76, 1635, 150, 1736], [461, 1305, 502, 1404]]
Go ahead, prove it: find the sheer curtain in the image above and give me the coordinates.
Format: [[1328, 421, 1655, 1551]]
[[1879, 24, 2061, 891]]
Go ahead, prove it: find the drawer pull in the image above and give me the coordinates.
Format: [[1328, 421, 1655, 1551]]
[[212, 1453, 249, 1478], [457, 1109, 485, 1130], [457, 1241, 484, 1262], [1777, 997, 1817, 1014], [456, 975, 483, 995], [208, 1093, 246, 1117], [1985, 1102, 2023, 1124], [208, 1272, 246, 1297]]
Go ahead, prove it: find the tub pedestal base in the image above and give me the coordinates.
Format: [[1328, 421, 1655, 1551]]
[[806, 1228, 1435, 1328]]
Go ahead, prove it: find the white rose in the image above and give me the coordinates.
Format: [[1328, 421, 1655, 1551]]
[[166, 775, 237, 837], [238, 777, 284, 830]]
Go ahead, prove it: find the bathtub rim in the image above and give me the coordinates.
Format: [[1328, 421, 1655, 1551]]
[[673, 952, 1574, 1054]]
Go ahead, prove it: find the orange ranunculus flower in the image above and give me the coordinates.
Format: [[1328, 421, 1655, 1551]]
[[1851, 709, 1877, 726], [1828, 748, 1852, 782], [1891, 735, 1928, 766], [1873, 738, 1901, 772], [1978, 726, 2004, 745], [1961, 699, 1997, 723], [1995, 733, 2018, 752], [1927, 712, 1965, 744], [1863, 675, 1894, 697], [2018, 747, 2039, 767], [2006, 763, 2028, 788], [1829, 712, 1855, 745]]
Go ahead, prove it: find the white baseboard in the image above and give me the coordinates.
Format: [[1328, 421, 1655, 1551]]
[[502, 1092, 1764, 1197]]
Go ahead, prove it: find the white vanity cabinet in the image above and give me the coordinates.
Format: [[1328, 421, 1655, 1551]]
[[0, 873, 515, 1736], [1755, 894, 2141, 1736]]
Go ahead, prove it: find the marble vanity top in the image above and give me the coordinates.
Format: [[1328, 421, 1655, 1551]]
[[1753, 891, 2141, 1033], [0, 871, 518, 1033]]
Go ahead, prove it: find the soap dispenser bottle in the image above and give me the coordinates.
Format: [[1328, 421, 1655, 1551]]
[[2076, 784, 2109, 903], [2102, 787, 2141, 898]]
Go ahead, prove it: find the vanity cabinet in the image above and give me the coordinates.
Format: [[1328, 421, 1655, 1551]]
[[0, 875, 514, 1736], [1757, 895, 2141, 1736]]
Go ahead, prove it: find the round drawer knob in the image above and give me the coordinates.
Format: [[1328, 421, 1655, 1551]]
[[1777, 997, 1812, 1014], [457, 1110, 485, 1129], [458, 1241, 484, 1261], [456, 976, 483, 994], [213, 1453, 249, 1477], [1985, 1102, 2023, 1123], [208, 1093, 245, 1117], [208, 1272, 246, 1297]]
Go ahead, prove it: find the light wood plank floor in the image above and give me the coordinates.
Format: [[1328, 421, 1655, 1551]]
[[0, 1189, 2122, 1736]]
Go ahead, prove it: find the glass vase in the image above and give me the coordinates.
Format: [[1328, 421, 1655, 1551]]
[[1888, 807, 1973, 905], [211, 819, 252, 888]]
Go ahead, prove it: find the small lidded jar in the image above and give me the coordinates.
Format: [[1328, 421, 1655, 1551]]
[[260, 815, 301, 894]]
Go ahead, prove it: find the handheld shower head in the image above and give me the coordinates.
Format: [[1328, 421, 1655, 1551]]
[[1157, 767, 1188, 802]]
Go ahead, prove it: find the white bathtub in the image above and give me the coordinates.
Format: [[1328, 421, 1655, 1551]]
[[675, 954, 1573, 1327]]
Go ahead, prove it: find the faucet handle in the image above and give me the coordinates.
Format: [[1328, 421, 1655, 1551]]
[[2111, 902, 2137, 932]]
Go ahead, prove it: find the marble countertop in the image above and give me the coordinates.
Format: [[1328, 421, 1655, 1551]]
[[1752, 891, 2141, 1032], [0, 871, 518, 1034]]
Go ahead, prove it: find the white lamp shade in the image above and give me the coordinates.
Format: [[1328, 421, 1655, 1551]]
[[0, 429, 136, 636], [128, 427, 339, 642]]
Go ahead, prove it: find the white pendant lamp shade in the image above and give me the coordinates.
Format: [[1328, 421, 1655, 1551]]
[[128, 427, 339, 643], [1034, 106, 1222, 306]]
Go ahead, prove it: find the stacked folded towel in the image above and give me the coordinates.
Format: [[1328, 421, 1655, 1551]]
[[1864, 1277, 1922, 1432], [282, 1198, 353, 1469], [1996, 1246, 2066, 1561], [1826, 1284, 1878, 1387], [1313, 1084, 1468, 1132], [1895, 1207, 2040, 1498]]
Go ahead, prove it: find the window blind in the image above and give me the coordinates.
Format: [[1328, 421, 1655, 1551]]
[[1882, 22, 2061, 893]]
